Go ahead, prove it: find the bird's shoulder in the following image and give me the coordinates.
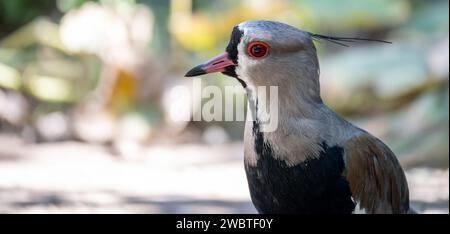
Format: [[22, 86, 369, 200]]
[[342, 133, 410, 214]]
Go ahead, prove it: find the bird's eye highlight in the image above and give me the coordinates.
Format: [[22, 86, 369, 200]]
[[247, 42, 269, 59]]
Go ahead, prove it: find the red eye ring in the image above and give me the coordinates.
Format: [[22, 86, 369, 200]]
[[247, 41, 269, 59]]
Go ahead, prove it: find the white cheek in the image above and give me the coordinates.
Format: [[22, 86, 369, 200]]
[[236, 53, 249, 78], [236, 56, 257, 79]]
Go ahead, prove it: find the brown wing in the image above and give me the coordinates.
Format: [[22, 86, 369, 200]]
[[344, 135, 410, 214]]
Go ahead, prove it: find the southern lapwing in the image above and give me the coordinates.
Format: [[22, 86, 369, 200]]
[[185, 20, 411, 214]]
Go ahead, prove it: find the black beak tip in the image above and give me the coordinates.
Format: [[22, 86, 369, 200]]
[[185, 65, 207, 77]]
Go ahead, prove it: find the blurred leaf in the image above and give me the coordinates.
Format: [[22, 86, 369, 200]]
[[0, 18, 66, 52], [0, 0, 57, 34], [107, 69, 137, 114], [57, 0, 99, 12], [321, 43, 428, 101], [293, 0, 410, 31], [390, 88, 449, 167], [402, 0, 449, 37], [171, 15, 219, 52], [0, 62, 21, 90], [26, 75, 75, 103]]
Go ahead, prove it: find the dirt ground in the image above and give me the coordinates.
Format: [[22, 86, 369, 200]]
[[0, 135, 448, 214]]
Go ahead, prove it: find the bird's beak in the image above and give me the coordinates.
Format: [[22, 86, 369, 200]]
[[185, 52, 236, 77]]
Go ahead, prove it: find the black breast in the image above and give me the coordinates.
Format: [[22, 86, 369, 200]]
[[245, 120, 355, 214]]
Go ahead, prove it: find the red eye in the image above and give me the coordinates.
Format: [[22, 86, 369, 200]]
[[247, 42, 269, 59]]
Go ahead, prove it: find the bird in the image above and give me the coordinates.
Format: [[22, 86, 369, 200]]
[[185, 20, 411, 214]]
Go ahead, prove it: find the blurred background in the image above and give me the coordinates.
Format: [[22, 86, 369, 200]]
[[0, 0, 448, 213]]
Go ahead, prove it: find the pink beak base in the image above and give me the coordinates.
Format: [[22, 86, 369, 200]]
[[185, 52, 236, 77]]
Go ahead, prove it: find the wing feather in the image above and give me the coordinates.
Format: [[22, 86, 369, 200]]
[[344, 135, 410, 214]]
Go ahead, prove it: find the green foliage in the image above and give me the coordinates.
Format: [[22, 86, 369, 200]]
[[56, 0, 99, 12], [0, 0, 56, 33], [406, 0, 449, 36], [293, 0, 410, 31]]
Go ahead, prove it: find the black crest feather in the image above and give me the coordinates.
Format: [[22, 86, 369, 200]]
[[309, 33, 392, 47]]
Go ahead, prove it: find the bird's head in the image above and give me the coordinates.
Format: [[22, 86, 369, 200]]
[[185, 20, 320, 92], [185, 20, 390, 104]]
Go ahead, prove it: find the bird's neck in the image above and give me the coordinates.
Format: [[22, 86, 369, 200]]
[[245, 76, 323, 125], [243, 76, 328, 165]]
